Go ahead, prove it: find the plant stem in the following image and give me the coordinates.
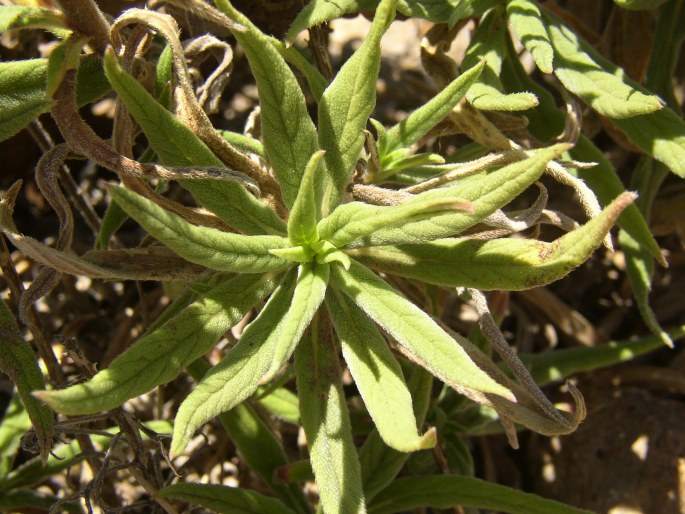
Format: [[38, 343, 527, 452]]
[[56, 0, 111, 52]]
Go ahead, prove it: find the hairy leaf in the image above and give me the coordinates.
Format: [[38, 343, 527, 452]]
[[368, 475, 593, 514], [464, 8, 538, 111], [317, 0, 396, 215], [0, 59, 50, 142], [0, 301, 53, 462], [0, 394, 32, 478], [295, 327, 367, 514], [186, 360, 310, 514], [110, 186, 290, 273], [215, 0, 321, 210], [0, 5, 67, 34], [611, 107, 685, 178], [157, 483, 297, 514], [287, 0, 503, 40], [506, 0, 554, 73], [288, 150, 325, 244], [171, 264, 329, 455], [103, 48, 286, 234], [327, 290, 436, 452], [319, 193, 471, 249], [359, 368, 433, 500], [35, 274, 279, 415], [337, 144, 567, 247], [384, 62, 485, 152], [332, 260, 514, 399], [520, 325, 685, 386], [352, 192, 634, 290], [498, 50, 664, 264], [544, 10, 663, 119]]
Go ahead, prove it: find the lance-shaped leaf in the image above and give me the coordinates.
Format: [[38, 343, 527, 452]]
[[109, 186, 290, 273], [543, 10, 663, 119], [288, 150, 325, 245], [0, 55, 107, 143], [0, 302, 54, 463], [186, 359, 310, 514], [317, 0, 396, 215], [326, 289, 436, 452], [0, 59, 50, 142], [215, 0, 320, 210], [332, 260, 514, 400], [0, 5, 67, 33], [619, 158, 672, 346], [360, 368, 433, 501], [506, 0, 554, 73], [498, 49, 664, 263], [287, 0, 502, 40], [319, 193, 471, 249], [611, 106, 685, 179], [367, 475, 593, 514], [157, 483, 297, 514], [327, 144, 567, 247], [103, 48, 286, 234], [295, 325, 367, 514], [172, 263, 329, 455], [520, 325, 685, 386], [35, 273, 279, 415], [351, 192, 634, 290], [463, 8, 538, 111], [383, 62, 485, 152]]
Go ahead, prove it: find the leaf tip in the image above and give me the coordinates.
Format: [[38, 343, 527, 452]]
[[418, 426, 438, 450]]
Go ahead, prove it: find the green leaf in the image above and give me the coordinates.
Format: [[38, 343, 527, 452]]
[[172, 264, 329, 455], [0, 59, 49, 142], [613, 0, 669, 9], [109, 186, 290, 273], [570, 137, 664, 264], [335, 144, 567, 247], [0, 300, 54, 461], [0, 490, 81, 513], [610, 106, 685, 178], [221, 130, 265, 158], [0, 394, 31, 478], [0, 55, 108, 142], [463, 8, 538, 111], [103, 47, 285, 234], [294, 324, 366, 514], [352, 192, 634, 290], [319, 192, 472, 249], [360, 367, 433, 501], [332, 260, 514, 400], [0, 5, 67, 33], [520, 325, 685, 386], [367, 475, 593, 514], [317, 0, 397, 215], [544, 10, 663, 119], [35, 274, 279, 415], [158, 483, 297, 514], [327, 289, 436, 452], [383, 62, 485, 152], [288, 150, 325, 244], [0, 420, 171, 493], [287, 0, 503, 40], [257, 387, 300, 424], [215, 0, 321, 210], [506, 0, 554, 73], [619, 159, 672, 346], [46, 36, 86, 98], [186, 360, 311, 514]]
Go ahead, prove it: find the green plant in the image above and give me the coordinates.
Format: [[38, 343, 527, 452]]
[[1, 0, 684, 513]]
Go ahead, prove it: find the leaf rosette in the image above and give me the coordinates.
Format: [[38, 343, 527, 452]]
[[0, 1, 646, 513]]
